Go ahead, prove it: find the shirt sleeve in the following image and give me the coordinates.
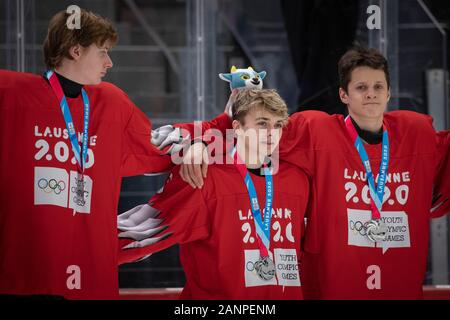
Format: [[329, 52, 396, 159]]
[[278, 112, 316, 177], [431, 130, 450, 218], [174, 112, 232, 140], [117, 166, 211, 265], [120, 96, 173, 177]]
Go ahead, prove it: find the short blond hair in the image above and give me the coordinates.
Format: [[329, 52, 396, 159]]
[[232, 89, 288, 124]]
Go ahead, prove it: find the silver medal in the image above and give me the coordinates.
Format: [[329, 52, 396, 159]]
[[72, 174, 87, 207], [254, 256, 276, 281], [364, 219, 388, 242]]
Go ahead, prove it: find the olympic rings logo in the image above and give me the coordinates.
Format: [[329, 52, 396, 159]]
[[246, 260, 272, 272], [245, 261, 264, 272], [38, 178, 66, 195], [349, 220, 367, 236]]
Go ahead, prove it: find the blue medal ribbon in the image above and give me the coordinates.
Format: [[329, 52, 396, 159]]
[[345, 116, 389, 218], [46, 70, 90, 173], [233, 149, 273, 256]]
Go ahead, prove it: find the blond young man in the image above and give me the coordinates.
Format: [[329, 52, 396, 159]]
[[118, 89, 310, 299]]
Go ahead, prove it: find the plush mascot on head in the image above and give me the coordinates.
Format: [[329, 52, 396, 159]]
[[151, 66, 267, 155], [219, 66, 267, 90]]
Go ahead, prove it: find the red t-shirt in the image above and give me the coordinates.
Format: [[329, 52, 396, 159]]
[[279, 110, 450, 299], [0, 70, 230, 299], [118, 161, 309, 299]]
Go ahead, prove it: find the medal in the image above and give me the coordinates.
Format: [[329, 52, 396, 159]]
[[345, 116, 390, 243], [254, 256, 276, 281], [72, 173, 87, 207], [365, 219, 388, 242]]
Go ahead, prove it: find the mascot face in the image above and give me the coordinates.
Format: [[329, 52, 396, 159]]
[[219, 66, 267, 90]]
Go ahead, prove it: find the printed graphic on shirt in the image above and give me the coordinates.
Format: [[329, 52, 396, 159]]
[[34, 125, 97, 214], [240, 207, 300, 287], [244, 249, 301, 287], [244, 250, 277, 287], [274, 248, 301, 286], [347, 209, 411, 253], [34, 166, 69, 208], [239, 208, 295, 244], [344, 168, 411, 253], [34, 167, 93, 214]]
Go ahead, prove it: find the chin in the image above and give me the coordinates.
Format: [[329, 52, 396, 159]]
[[90, 79, 102, 85], [360, 108, 382, 119], [366, 111, 384, 119]]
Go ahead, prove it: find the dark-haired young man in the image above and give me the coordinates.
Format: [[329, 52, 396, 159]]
[[279, 46, 450, 299]]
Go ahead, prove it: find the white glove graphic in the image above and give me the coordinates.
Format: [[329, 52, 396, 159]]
[[118, 204, 172, 250], [151, 125, 191, 155]]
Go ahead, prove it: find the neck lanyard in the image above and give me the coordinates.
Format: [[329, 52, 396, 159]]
[[345, 116, 389, 220], [232, 148, 273, 257], [46, 70, 90, 173]]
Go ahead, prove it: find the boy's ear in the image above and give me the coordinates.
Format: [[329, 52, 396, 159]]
[[68, 44, 82, 61], [219, 73, 232, 82], [339, 87, 349, 104], [258, 71, 267, 80], [232, 119, 242, 132]]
